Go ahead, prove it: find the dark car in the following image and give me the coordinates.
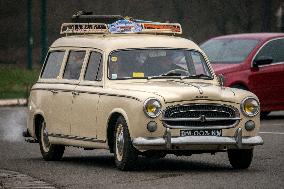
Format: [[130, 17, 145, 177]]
[[200, 33, 284, 117]]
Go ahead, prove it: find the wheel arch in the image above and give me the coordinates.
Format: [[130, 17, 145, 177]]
[[229, 82, 249, 90], [106, 108, 130, 153], [34, 113, 45, 140]]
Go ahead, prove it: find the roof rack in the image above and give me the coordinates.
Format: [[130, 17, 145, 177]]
[[60, 23, 108, 34], [60, 13, 182, 35], [72, 11, 124, 24]]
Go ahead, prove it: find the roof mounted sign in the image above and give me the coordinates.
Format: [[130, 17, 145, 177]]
[[108, 20, 143, 33], [60, 15, 182, 35]]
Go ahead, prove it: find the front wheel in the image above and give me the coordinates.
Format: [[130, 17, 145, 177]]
[[114, 116, 138, 171], [228, 149, 253, 169], [39, 120, 65, 161], [260, 111, 270, 119]]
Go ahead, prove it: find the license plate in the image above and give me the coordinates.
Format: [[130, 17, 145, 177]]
[[180, 129, 222, 137]]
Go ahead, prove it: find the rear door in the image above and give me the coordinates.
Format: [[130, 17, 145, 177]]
[[249, 38, 284, 111], [39, 49, 73, 136], [70, 50, 103, 139]]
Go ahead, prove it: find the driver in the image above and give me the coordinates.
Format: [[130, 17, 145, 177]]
[[144, 55, 183, 76]]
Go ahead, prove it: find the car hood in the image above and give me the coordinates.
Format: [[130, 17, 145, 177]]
[[110, 80, 237, 103], [211, 63, 241, 74]]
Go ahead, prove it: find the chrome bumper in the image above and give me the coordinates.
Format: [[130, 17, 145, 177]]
[[132, 128, 263, 151]]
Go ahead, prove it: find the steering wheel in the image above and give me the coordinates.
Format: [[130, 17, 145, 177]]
[[163, 69, 188, 76]]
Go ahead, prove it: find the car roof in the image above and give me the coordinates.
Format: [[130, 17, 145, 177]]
[[210, 33, 284, 41], [50, 34, 201, 52]]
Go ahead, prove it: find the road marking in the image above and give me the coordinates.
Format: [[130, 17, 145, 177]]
[[261, 123, 284, 126], [259, 132, 284, 135]]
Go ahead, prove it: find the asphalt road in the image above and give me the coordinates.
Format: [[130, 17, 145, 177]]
[[0, 107, 283, 189]]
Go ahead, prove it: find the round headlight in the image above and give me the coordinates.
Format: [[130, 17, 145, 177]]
[[241, 97, 260, 117], [143, 98, 162, 118]]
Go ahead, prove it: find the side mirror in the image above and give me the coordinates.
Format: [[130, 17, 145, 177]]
[[253, 56, 273, 68], [217, 74, 225, 87]]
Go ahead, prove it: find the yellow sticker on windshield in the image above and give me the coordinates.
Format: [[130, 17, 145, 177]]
[[111, 56, 118, 62], [133, 72, 144, 77]]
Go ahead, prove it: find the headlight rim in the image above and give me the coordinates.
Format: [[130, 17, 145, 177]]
[[143, 98, 162, 118], [241, 97, 260, 117]]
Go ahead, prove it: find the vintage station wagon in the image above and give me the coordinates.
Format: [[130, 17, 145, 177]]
[[24, 15, 263, 170]]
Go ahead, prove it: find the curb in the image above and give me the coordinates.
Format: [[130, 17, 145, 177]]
[[0, 99, 27, 106]]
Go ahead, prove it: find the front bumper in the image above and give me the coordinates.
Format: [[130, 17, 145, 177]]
[[132, 128, 263, 151]]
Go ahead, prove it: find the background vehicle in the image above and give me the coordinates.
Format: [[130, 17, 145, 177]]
[[200, 33, 284, 117]]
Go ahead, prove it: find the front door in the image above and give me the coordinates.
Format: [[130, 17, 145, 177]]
[[249, 38, 284, 111]]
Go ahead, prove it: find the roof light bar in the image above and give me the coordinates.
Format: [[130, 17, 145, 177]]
[[60, 18, 182, 35]]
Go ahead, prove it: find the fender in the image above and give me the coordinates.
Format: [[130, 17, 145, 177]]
[[107, 108, 132, 136]]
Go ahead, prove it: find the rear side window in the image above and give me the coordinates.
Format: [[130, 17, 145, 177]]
[[63, 51, 86, 80], [84, 51, 103, 81], [256, 38, 284, 64], [41, 51, 65, 79]]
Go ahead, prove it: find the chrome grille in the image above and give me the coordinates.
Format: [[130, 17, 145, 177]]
[[162, 104, 240, 129]]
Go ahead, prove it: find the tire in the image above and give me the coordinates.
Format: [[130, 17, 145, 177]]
[[114, 116, 138, 171], [143, 151, 167, 159], [39, 120, 65, 161], [228, 149, 253, 169], [260, 111, 270, 119], [231, 85, 248, 91]]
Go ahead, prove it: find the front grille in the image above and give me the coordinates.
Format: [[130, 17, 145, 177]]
[[162, 104, 240, 129]]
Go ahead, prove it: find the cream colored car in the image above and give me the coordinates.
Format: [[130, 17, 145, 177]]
[[24, 20, 263, 170]]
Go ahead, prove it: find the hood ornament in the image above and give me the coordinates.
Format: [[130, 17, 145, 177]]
[[190, 83, 203, 94]]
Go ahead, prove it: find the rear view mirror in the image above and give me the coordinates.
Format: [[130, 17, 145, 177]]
[[253, 56, 273, 67]]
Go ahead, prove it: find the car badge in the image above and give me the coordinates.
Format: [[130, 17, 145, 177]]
[[200, 115, 206, 122]]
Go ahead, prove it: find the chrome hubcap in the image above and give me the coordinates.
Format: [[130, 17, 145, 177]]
[[41, 122, 50, 152], [116, 124, 124, 161]]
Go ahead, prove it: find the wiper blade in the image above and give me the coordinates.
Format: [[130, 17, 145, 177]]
[[161, 72, 182, 76], [147, 75, 182, 80], [182, 74, 213, 80]]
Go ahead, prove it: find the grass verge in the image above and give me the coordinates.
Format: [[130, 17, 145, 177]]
[[0, 65, 40, 99]]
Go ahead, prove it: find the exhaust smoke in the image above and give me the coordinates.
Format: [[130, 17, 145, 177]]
[[0, 107, 27, 142]]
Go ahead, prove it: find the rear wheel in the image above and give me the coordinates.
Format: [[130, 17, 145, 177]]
[[114, 116, 138, 171], [228, 149, 253, 169], [39, 120, 65, 161]]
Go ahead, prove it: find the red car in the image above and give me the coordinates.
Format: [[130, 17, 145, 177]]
[[200, 33, 284, 117]]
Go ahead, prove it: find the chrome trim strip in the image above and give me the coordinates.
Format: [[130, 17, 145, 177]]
[[162, 124, 238, 130], [161, 117, 241, 122], [132, 135, 263, 150], [48, 133, 106, 143], [31, 88, 142, 102]]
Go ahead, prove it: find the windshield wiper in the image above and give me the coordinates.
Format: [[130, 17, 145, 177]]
[[182, 74, 213, 80], [147, 75, 182, 80]]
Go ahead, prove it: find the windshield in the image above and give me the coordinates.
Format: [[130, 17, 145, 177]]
[[108, 49, 212, 80], [200, 39, 259, 63]]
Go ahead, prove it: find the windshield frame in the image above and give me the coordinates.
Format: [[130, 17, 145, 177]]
[[107, 48, 214, 80]]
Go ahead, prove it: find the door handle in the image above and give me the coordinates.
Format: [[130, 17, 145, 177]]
[[72, 91, 79, 96], [50, 90, 58, 94]]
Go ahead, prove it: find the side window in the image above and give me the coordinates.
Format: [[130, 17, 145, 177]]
[[189, 51, 211, 76], [256, 38, 284, 64], [84, 51, 103, 81], [63, 51, 86, 80], [41, 51, 65, 79]]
